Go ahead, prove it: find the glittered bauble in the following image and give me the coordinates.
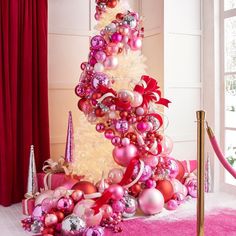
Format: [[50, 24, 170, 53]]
[[122, 195, 137, 218], [30, 220, 43, 234], [61, 214, 86, 236], [112, 144, 138, 167], [83, 226, 105, 236], [115, 119, 129, 133], [72, 181, 98, 194], [123, 15, 137, 29], [175, 160, 185, 182], [57, 197, 74, 214], [112, 200, 125, 213], [156, 179, 174, 203], [133, 164, 152, 182], [45, 213, 58, 227], [108, 168, 124, 184], [138, 188, 164, 215], [41, 198, 55, 213], [32, 205, 45, 219], [92, 72, 110, 89]]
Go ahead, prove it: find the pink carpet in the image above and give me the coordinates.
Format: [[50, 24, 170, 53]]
[[105, 209, 236, 236]]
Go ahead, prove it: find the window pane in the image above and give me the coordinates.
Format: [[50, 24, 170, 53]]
[[225, 0, 236, 11], [225, 130, 236, 185], [225, 75, 236, 128], [224, 17, 236, 72]]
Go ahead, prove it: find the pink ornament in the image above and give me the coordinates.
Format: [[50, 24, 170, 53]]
[[41, 198, 54, 213], [45, 213, 58, 227], [166, 199, 178, 210], [101, 204, 113, 219], [73, 199, 103, 227], [104, 129, 115, 139], [96, 178, 109, 193], [112, 144, 138, 167], [32, 205, 45, 219], [91, 35, 106, 50], [108, 184, 124, 200], [57, 197, 74, 214], [108, 168, 124, 184], [92, 72, 110, 89], [137, 121, 149, 133], [104, 56, 118, 69], [111, 32, 123, 43], [83, 226, 104, 236], [111, 136, 121, 146], [168, 158, 179, 179], [131, 91, 143, 107], [95, 51, 106, 62], [135, 107, 145, 116], [112, 200, 125, 213], [121, 137, 130, 146], [138, 188, 164, 215], [119, 25, 130, 36], [145, 179, 156, 188], [115, 119, 129, 133], [142, 155, 159, 168], [94, 63, 104, 72], [171, 179, 187, 196], [161, 135, 173, 155], [96, 123, 106, 133], [129, 37, 142, 50], [133, 164, 152, 182], [35, 190, 54, 206], [106, 43, 119, 55], [118, 90, 132, 102], [71, 190, 83, 202]]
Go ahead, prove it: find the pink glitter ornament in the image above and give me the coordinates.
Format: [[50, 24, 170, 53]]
[[115, 119, 129, 133], [91, 35, 106, 49], [95, 51, 106, 62], [112, 200, 125, 213], [166, 199, 178, 210], [57, 197, 74, 214], [83, 226, 105, 236]]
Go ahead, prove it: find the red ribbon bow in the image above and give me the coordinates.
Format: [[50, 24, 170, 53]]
[[134, 75, 171, 107]]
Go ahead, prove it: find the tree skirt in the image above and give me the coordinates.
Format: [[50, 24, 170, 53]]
[[105, 209, 236, 236]]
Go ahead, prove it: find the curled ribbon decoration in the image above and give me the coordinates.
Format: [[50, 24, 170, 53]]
[[134, 75, 171, 107]]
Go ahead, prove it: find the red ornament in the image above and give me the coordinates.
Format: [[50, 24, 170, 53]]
[[107, 0, 117, 8], [54, 211, 64, 223], [95, 107, 105, 117], [156, 179, 174, 203], [72, 181, 98, 194], [130, 183, 142, 197], [42, 227, 55, 235], [175, 160, 185, 182]]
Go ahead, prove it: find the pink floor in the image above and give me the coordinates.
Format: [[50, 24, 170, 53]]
[[105, 209, 236, 236]]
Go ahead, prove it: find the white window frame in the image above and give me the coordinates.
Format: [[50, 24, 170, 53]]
[[219, 0, 236, 193]]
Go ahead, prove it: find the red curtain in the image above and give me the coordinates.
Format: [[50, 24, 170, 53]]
[[0, 0, 50, 206]]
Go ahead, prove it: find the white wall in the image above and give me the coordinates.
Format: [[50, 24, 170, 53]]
[[48, 0, 163, 160], [163, 0, 202, 160]]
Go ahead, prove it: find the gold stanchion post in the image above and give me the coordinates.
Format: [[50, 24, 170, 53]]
[[196, 110, 205, 236]]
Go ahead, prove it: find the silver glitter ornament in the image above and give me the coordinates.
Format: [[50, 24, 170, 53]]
[[122, 195, 137, 218], [123, 15, 137, 29], [62, 214, 86, 236]]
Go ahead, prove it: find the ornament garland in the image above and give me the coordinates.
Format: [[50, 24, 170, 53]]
[[21, 1, 198, 235]]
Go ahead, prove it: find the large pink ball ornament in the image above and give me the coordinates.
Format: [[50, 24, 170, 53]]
[[112, 144, 138, 167], [104, 56, 118, 70], [138, 189, 164, 215], [129, 37, 142, 50], [108, 184, 124, 200]]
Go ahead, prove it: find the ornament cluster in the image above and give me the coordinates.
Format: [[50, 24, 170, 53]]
[[21, 2, 198, 236]]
